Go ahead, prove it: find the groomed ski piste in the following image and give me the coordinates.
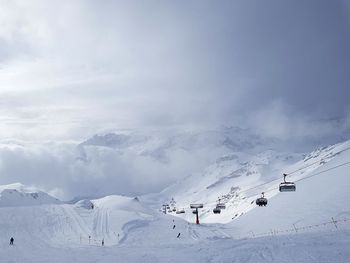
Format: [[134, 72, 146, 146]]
[[1, 140, 350, 262]]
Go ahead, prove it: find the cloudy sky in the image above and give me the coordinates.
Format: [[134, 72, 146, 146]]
[[0, 0, 349, 141], [0, 1, 350, 199]]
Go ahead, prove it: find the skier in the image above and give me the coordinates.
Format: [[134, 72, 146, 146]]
[[177, 233, 181, 238], [10, 237, 14, 245], [102, 239, 104, 246], [173, 225, 176, 229]]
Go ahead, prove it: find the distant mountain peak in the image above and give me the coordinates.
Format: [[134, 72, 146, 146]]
[[0, 182, 61, 207]]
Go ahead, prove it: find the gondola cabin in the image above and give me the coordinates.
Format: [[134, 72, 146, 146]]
[[256, 198, 267, 206], [217, 203, 226, 209], [256, 192, 268, 206], [279, 174, 296, 192], [279, 182, 296, 192], [213, 207, 221, 214]]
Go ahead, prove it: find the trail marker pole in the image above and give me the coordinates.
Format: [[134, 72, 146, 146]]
[[293, 224, 298, 233], [332, 217, 338, 229]]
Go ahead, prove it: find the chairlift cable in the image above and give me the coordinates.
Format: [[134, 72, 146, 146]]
[[237, 146, 350, 195], [285, 145, 350, 176], [242, 160, 350, 200]]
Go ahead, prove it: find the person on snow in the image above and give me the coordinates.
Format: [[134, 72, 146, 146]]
[[10, 237, 14, 245], [102, 239, 104, 246], [173, 225, 176, 229], [177, 233, 181, 238]]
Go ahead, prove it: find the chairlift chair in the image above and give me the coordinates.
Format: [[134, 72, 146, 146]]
[[256, 192, 268, 206], [279, 174, 296, 192], [213, 207, 221, 214], [217, 203, 226, 209]]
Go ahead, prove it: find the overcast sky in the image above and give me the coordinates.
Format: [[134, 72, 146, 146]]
[[0, 0, 349, 142], [0, 1, 350, 199]]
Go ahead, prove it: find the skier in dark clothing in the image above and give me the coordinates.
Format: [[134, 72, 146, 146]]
[[173, 225, 176, 229], [102, 239, 104, 246], [10, 237, 14, 245], [177, 233, 181, 238]]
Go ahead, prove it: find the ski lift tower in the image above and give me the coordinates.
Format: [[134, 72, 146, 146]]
[[162, 204, 169, 214], [190, 204, 203, 224]]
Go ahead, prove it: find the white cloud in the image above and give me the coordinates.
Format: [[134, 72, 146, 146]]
[[0, 0, 349, 198]]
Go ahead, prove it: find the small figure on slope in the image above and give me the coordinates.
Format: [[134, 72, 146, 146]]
[[10, 237, 14, 245]]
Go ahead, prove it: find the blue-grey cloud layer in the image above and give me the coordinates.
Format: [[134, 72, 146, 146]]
[[0, 0, 349, 141]]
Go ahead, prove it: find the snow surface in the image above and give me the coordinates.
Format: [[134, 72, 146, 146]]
[[1, 140, 350, 262], [0, 183, 61, 207]]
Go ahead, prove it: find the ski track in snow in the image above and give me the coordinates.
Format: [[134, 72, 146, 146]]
[[1, 140, 350, 262]]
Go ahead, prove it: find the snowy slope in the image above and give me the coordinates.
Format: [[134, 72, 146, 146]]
[[223, 140, 350, 237], [1, 196, 350, 263], [0, 140, 350, 262], [159, 140, 350, 226], [0, 183, 61, 207], [158, 150, 302, 223]]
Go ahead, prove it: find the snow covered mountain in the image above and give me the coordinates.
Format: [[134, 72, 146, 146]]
[[78, 127, 275, 164], [0, 183, 61, 207], [158, 139, 350, 229], [0, 138, 350, 262]]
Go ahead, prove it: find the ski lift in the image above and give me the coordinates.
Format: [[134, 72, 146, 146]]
[[192, 210, 198, 214], [213, 207, 221, 214], [256, 192, 268, 206], [279, 174, 296, 192], [217, 203, 226, 209]]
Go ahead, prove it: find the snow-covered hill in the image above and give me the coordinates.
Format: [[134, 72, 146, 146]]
[[158, 139, 350, 226], [1, 139, 350, 262], [223, 139, 350, 237], [0, 183, 61, 207]]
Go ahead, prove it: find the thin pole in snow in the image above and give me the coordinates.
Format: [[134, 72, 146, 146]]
[[250, 231, 255, 238], [293, 224, 298, 233], [332, 217, 338, 229]]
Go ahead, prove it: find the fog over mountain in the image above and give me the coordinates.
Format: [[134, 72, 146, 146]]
[[0, 0, 350, 199], [0, 126, 348, 200], [1, 2, 350, 262]]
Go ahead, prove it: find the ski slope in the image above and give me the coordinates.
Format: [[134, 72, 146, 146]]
[[223, 141, 350, 237], [162, 140, 350, 226], [0, 183, 61, 207], [1, 140, 350, 262]]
